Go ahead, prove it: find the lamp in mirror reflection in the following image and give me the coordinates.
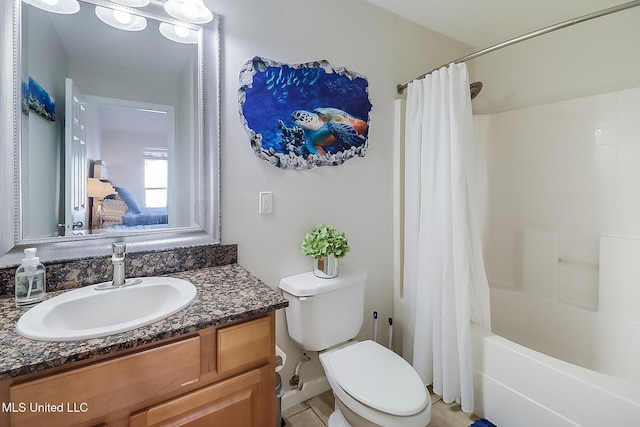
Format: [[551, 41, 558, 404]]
[[95, 5, 147, 31], [87, 178, 117, 229], [164, 0, 213, 24], [22, 0, 80, 14], [159, 22, 198, 44]]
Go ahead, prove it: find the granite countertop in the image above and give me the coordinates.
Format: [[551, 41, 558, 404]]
[[0, 264, 288, 381]]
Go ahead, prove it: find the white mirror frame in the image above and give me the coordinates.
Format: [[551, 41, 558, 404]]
[[0, 0, 221, 268]]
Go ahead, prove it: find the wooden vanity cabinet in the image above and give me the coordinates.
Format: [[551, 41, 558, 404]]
[[2, 313, 276, 427], [130, 365, 271, 427], [130, 315, 274, 427]]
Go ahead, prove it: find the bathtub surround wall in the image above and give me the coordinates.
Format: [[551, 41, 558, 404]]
[[478, 85, 640, 322], [473, 85, 640, 423], [490, 271, 640, 386], [0, 244, 237, 298], [488, 236, 640, 384], [464, 7, 640, 423]]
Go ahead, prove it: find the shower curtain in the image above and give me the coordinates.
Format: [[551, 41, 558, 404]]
[[402, 63, 491, 413]]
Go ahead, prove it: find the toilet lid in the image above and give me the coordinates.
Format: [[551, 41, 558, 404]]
[[328, 340, 428, 416]]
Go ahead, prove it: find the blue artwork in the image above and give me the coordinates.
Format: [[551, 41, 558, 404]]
[[21, 80, 29, 115], [23, 77, 56, 121], [238, 57, 372, 170]]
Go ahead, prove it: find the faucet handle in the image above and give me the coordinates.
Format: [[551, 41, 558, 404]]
[[112, 242, 126, 257]]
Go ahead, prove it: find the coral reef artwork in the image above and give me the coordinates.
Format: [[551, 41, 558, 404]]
[[22, 77, 56, 121], [238, 57, 372, 170]]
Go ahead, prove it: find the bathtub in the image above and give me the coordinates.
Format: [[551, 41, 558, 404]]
[[471, 289, 640, 426]]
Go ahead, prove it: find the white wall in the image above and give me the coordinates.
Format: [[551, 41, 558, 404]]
[[206, 0, 472, 404], [175, 57, 197, 227], [22, 7, 67, 238]]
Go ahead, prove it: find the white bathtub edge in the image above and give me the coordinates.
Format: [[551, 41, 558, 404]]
[[471, 323, 640, 426]]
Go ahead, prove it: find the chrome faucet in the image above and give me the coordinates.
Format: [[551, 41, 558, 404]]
[[111, 243, 127, 286], [95, 243, 141, 290]]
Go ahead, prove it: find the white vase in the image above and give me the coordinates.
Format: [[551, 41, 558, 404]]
[[313, 255, 338, 278]]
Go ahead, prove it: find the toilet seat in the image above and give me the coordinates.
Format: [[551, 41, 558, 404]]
[[320, 340, 431, 427], [330, 340, 428, 415]]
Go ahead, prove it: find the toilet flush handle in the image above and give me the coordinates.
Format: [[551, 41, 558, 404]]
[[298, 296, 314, 301]]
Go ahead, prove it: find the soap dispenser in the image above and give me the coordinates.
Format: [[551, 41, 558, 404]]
[[15, 248, 46, 307]]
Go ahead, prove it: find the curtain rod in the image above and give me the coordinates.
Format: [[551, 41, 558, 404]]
[[397, 0, 640, 94]]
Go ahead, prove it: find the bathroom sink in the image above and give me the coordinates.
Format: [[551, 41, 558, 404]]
[[16, 277, 197, 341]]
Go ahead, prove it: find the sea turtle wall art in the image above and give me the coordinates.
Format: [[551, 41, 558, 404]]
[[22, 77, 56, 121], [238, 57, 372, 170]]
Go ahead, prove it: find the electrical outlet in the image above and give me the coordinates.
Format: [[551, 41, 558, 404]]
[[259, 192, 273, 214]]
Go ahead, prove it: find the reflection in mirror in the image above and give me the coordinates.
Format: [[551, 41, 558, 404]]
[[0, 0, 220, 267], [21, 1, 199, 239]]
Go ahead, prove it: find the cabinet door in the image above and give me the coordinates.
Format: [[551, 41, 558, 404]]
[[10, 337, 200, 427], [130, 365, 272, 427], [217, 315, 272, 374]]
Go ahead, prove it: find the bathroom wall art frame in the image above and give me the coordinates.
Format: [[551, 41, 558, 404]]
[[238, 57, 372, 170], [23, 77, 56, 121]]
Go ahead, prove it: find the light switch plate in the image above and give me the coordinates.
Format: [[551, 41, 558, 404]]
[[259, 192, 273, 214]]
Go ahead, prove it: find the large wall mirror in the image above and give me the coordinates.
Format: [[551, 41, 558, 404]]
[[0, 0, 221, 267]]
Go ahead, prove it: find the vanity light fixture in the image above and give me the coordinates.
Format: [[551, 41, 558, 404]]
[[110, 0, 150, 7], [164, 0, 213, 24], [22, 0, 80, 14], [159, 22, 198, 44], [95, 5, 147, 31]]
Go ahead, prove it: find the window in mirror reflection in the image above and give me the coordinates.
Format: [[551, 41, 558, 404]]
[[144, 150, 168, 209]]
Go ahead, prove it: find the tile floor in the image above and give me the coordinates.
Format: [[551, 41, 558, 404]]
[[283, 388, 479, 427]]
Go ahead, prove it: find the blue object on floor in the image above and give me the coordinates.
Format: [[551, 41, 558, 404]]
[[470, 419, 497, 427]]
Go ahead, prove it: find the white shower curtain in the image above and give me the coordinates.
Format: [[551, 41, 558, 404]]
[[402, 63, 491, 413]]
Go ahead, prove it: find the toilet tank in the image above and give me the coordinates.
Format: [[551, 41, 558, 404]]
[[279, 265, 367, 351]]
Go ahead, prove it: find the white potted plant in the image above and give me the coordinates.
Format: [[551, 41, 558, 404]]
[[301, 224, 350, 278]]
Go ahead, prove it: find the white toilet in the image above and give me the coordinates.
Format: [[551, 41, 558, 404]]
[[279, 265, 431, 427]]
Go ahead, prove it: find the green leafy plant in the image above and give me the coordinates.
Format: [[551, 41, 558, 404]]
[[301, 224, 350, 259]]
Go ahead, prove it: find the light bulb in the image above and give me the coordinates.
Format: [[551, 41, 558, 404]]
[[95, 6, 147, 31], [183, 2, 198, 19], [159, 22, 198, 44], [174, 25, 189, 38], [164, 0, 213, 24], [24, 0, 79, 14], [113, 10, 132, 25]]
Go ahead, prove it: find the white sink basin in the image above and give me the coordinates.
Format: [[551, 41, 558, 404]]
[[16, 277, 197, 341]]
